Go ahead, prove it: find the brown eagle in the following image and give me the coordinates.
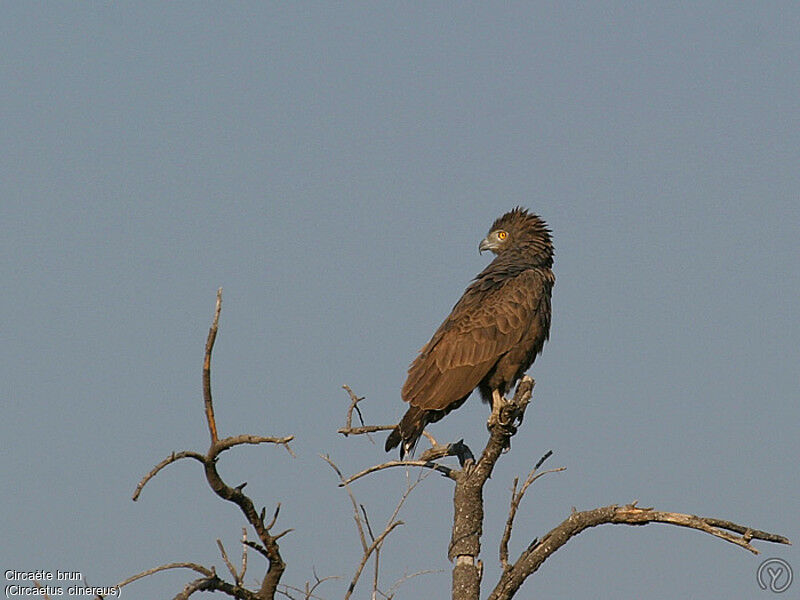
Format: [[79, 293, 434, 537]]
[[385, 207, 554, 457]]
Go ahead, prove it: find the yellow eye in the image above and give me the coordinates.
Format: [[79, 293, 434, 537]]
[[497, 231, 507, 241]]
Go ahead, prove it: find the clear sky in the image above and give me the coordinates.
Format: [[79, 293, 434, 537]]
[[2, 3, 798, 599]]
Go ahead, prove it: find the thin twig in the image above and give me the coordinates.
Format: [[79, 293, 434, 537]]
[[215, 434, 295, 457], [322, 454, 369, 552], [132, 450, 206, 501], [344, 521, 404, 600], [702, 517, 791, 545], [115, 562, 214, 589], [382, 569, 444, 600], [240, 528, 248, 584], [338, 385, 393, 443], [372, 540, 380, 600], [266, 503, 282, 531], [388, 469, 429, 529], [326, 453, 430, 600], [244, 539, 269, 559], [32, 581, 52, 600], [217, 539, 239, 584], [338, 424, 396, 435], [277, 576, 340, 600], [361, 504, 376, 542], [341, 459, 456, 485], [342, 385, 365, 431], [369, 469, 430, 599], [421, 430, 439, 448], [499, 452, 565, 570], [306, 573, 341, 600]]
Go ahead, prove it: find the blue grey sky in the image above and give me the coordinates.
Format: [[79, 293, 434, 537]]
[[2, 3, 798, 598]]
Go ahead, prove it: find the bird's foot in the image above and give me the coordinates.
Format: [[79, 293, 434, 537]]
[[487, 389, 507, 428]]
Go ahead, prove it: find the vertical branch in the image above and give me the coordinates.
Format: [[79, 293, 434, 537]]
[[450, 377, 534, 600], [203, 288, 222, 446], [203, 288, 222, 444], [137, 289, 291, 600], [241, 528, 248, 585], [499, 452, 564, 570]]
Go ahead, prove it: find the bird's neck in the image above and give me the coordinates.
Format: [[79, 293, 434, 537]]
[[490, 248, 552, 272]]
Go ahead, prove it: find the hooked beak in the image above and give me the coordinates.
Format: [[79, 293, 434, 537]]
[[479, 237, 493, 254]]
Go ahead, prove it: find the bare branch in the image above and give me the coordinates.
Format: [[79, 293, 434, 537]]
[[340, 459, 456, 486], [197, 291, 289, 599], [420, 430, 440, 448], [337, 386, 442, 455], [277, 575, 340, 600], [265, 503, 282, 531], [273, 528, 294, 541], [244, 539, 269, 560], [203, 287, 222, 444], [499, 452, 565, 570], [322, 454, 369, 552], [327, 452, 431, 600], [126, 290, 293, 600], [382, 569, 444, 600], [361, 504, 376, 542], [172, 573, 262, 600], [337, 385, 396, 441], [419, 439, 474, 467], [338, 424, 396, 436], [371, 535, 380, 600], [173, 577, 214, 600], [215, 434, 296, 457], [115, 562, 214, 590], [132, 450, 206, 501], [202, 444, 288, 597], [489, 503, 792, 600], [344, 521, 404, 600], [32, 581, 52, 600], [240, 528, 248, 585], [702, 517, 792, 545], [341, 384, 365, 432], [306, 573, 341, 600], [217, 539, 240, 585]]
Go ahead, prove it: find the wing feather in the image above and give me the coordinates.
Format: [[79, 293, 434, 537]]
[[401, 270, 545, 412]]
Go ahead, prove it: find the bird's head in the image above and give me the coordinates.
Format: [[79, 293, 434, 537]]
[[478, 227, 509, 254], [479, 207, 553, 265]]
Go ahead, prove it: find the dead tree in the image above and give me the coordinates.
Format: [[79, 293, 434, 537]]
[[119, 290, 296, 600], [110, 291, 789, 599], [337, 376, 791, 600]]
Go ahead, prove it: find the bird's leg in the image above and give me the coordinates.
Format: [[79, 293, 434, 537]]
[[488, 388, 517, 453], [488, 389, 506, 428]]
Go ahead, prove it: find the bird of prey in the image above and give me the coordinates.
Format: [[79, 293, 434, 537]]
[[385, 207, 554, 457]]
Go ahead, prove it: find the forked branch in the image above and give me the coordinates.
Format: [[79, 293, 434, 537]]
[[499, 451, 565, 570], [127, 289, 294, 600], [323, 454, 435, 599], [489, 502, 790, 600]]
